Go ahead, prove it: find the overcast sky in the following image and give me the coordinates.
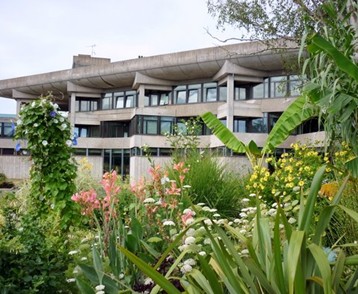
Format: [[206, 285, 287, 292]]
[[0, 0, 240, 114]]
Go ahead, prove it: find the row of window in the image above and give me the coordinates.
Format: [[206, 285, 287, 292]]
[[75, 75, 302, 112], [74, 114, 321, 138]]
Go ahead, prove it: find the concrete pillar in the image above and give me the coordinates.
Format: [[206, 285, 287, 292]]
[[226, 74, 235, 131], [16, 100, 21, 118], [70, 93, 76, 127], [137, 85, 146, 108]]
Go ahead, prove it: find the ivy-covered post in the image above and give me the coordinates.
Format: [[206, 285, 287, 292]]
[[14, 95, 77, 228]]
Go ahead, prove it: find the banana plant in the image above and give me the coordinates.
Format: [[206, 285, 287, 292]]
[[201, 93, 317, 169]]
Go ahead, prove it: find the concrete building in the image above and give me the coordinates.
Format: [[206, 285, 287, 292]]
[[0, 41, 323, 180]]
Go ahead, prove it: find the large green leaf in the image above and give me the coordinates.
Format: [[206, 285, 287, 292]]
[[309, 34, 358, 81], [287, 231, 305, 294], [345, 157, 358, 178], [119, 247, 182, 294], [201, 112, 246, 153], [262, 95, 316, 153], [308, 244, 332, 294], [298, 165, 326, 232]]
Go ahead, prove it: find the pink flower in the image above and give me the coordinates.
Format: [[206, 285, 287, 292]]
[[165, 182, 181, 195]]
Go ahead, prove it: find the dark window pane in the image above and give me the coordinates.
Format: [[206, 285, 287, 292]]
[[159, 94, 169, 105]]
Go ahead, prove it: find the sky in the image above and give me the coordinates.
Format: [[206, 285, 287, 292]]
[[0, 0, 240, 114]]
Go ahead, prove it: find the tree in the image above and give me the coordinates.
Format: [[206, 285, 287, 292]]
[[205, 0, 358, 176], [207, 0, 352, 42]]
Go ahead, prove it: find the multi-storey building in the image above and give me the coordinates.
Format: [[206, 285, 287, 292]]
[[0, 41, 324, 180]]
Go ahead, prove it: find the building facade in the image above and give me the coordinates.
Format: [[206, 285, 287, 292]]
[[0, 41, 324, 180]]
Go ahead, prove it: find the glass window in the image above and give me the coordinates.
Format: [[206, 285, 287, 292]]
[[205, 88, 217, 102], [75, 101, 80, 112], [91, 101, 98, 111], [250, 116, 268, 133], [234, 119, 247, 132], [143, 117, 158, 134], [219, 86, 227, 101], [160, 117, 174, 135], [204, 83, 217, 102], [151, 94, 158, 106], [253, 84, 264, 99], [270, 76, 287, 98], [188, 89, 199, 103], [126, 95, 134, 108], [116, 96, 124, 108], [159, 93, 169, 105], [144, 95, 149, 106], [3, 123, 13, 137], [235, 87, 247, 100], [80, 100, 90, 112], [102, 94, 112, 110], [176, 91, 186, 104], [88, 149, 102, 156]]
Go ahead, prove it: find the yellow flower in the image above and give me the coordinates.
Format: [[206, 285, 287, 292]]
[[298, 180, 304, 187], [319, 182, 338, 200]]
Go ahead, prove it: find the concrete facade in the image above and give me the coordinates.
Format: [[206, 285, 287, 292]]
[[0, 41, 323, 181]]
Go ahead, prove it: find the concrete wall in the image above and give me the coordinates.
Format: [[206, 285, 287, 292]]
[[0, 155, 103, 180]]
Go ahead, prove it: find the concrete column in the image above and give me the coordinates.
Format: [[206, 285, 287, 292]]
[[226, 74, 235, 131], [137, 85, 146, 108], [16, 100, 21, 118], [70, 93, 76, 127]]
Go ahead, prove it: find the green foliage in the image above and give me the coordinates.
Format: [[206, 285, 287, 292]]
[[207, 0, 317, 42], [0, 192, 76, 293], [185, 152, 247, 218], [14, 95, 77, 228]]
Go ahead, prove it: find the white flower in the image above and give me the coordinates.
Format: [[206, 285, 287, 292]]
[[209, 208, 217, 213], [163, 220, 175, 226], [186, 228, 196, 237], [180, 264, 193, 274], [239, 212, 247, 218], [118, 273, 125, 279], [183, 185, 191, 188], [42, 140, 48, 146], [241, 249, 249, 255], [144, 277, 153, 285], [198, 251, 206, 256], [202, 206, 211, 211], [234, 218, 241, 223], [204, 238, 211, 245], [178, 244, 188, 251], [53, 103, 59, 109], [80, 257, 87, 261], [288, 217, 297, 224], [249, 193, 256, 197], [95, 285, 105, 291], [203, 219, 212, 225], [17, 119, 22, 125], [31, 101, 36, 107], [59, 111, 68, 118], [66, 278, 76, 283], [241, 198, 250, 203], [183, 208, 196, 215], [33, 123, 39, 127], [66, 140, 72, 147], [212, 213, 220, 218], [184, 236, 196, 245], [96, 291, 105, 294], [61, 123, 67, 130], [184, 258, 196, 266], [185, 218, 194, 225], [161, 177, 169, 185], [68, 250, 79, 255], [143, 197, 155, 203], [196, 202, 206, 206]]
